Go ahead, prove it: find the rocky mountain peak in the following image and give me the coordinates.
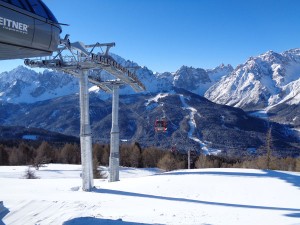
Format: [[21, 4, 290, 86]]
[[205, 48, 300, 111], [0, 66, 79, 103]]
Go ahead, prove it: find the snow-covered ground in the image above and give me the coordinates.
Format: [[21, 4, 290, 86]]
[[292, 128, 300, 141], [248, 110, 269, 120], [1, 164, 300, 225]]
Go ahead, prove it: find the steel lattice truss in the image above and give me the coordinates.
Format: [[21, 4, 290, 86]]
[[24, 36, 145, 93]]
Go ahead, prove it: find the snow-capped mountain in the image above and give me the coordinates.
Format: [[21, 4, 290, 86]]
[[0, 66, 79, 103], [0, 56, 233, 104], [0, 51, 299, 155], [1, 49, 299, 110], [171, 64, 233, 96], [205, 49, 300, 110], [96, 54, 233, 97]]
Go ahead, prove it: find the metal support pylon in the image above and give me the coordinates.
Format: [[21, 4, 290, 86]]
[[79, 70, 94, 191], [109, 84, 120, 182], [24, 37, 146, 187]]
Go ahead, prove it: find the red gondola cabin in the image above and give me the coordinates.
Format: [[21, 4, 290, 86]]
[[155, 117, 167, 132]]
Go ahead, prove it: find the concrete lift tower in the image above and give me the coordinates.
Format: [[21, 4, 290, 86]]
[[25, 36, 145, 191]]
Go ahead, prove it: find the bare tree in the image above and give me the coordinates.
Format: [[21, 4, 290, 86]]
[[142, 147, 164, 168], [93, 143, 110, 166], [157, 153, 184, 171], [296, 158, 300, 172], [0, 145, 9, 165], [9, 147, 25, 165], [130, 143, 142, 168], [60, 143, 80, 164], [19, 142, 34, 165], [34, 141, 53, 169]]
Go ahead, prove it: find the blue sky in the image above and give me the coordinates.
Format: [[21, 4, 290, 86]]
[[1, 0, 300, 73]]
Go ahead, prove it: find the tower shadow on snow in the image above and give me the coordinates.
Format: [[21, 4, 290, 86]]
[[158, 169, 300, 189], [63, 217, 163, 225], [0, 201, 9, 225], [91, 169, 300, 222]]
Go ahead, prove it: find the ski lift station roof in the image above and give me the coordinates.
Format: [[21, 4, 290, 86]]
[[0, 0, 61, 59]]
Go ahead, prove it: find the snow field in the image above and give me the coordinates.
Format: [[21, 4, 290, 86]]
[[0, 165, 300, 225]]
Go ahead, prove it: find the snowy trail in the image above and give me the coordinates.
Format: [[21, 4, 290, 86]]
[[179, 95, 197, 138], [248, 110, 269, 120], [145, 92, 173, 106], [179, 94, 221, 155]]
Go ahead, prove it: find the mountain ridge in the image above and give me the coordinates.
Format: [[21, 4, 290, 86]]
[[0, 89, 299, 157], [0, 49, 299, 156], [1, 48, 299, 113]]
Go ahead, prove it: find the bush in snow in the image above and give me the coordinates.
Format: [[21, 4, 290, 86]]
[[23, 167, 39, 179], [93, 157, 107, 179]]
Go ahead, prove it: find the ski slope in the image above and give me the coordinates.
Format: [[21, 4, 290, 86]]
[[1, 164, 300, 225], [179, 94, 221, 155]]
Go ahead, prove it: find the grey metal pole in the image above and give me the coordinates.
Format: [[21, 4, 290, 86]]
[[79, 70, 94, 191], [109, 84, 120, 182], [188, 150, 191, 169]]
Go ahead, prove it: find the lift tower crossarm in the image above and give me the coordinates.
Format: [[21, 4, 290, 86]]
[[86, 42, 115, 55], [25, 39, 145, 93]]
